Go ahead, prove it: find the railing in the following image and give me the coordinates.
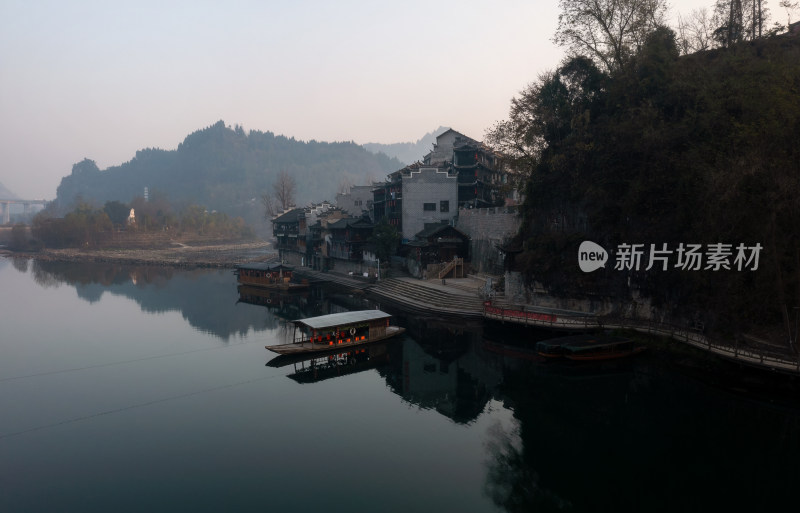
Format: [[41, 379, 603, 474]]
[[438, 257, 464, 279], [484, 304, 800, 374]]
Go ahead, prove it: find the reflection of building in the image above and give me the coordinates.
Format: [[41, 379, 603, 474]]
[[374, 318, 502, 424]]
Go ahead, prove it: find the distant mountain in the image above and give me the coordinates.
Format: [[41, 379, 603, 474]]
[[54, 121, 403, 222], [362, 126, 450, 165], [0, 181, 19, 200]]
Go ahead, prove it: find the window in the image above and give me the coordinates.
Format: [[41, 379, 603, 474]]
[[423, 203, 436, 211], [440, 201, 449, 212]]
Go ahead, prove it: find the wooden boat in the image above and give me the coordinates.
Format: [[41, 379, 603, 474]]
[[535, 334, 600, 359], [562, 336, 646, 361], [235, 262, 309, 290], [265, 309, 405, 356]]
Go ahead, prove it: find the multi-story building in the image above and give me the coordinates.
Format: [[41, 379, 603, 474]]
[[401, 167, 458, 241], [272, 207, 305, 258], [424, 129, 509, 208], [272, 203, 344, 267], [372, 128, 509, 242], [335, 185, 375, 219], [326, 216, 375, 263]]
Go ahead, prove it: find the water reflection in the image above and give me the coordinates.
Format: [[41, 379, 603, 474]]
[[9, 259, 272, 339], [10, 257, 29, 274], [5, 260, 800, 511]]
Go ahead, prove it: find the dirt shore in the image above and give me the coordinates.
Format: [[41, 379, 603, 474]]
[[1, 240, 277, 268]]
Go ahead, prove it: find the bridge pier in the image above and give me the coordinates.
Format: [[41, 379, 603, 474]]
[[0, 199, 48, 224]]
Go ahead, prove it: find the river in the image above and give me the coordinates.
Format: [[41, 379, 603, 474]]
[[1, 258, 798, 512]]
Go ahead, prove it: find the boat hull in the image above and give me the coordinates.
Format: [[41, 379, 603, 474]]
[[266, 326, 405, 356], [564, 345, 647, 361]]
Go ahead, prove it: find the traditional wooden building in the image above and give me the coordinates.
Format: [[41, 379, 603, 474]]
[[272, 207, 305, 256], [327, 216, 375, 262], [405, 223, 470, 275]]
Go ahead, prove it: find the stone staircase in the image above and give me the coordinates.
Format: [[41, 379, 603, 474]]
[[368, 277, 485, 318]]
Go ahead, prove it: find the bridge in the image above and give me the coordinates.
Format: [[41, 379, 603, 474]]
[[0, 199, 49, 224]]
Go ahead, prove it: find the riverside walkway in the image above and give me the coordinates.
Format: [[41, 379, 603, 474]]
[[294, 267, 800, 375], [486, 303, 800, 375]]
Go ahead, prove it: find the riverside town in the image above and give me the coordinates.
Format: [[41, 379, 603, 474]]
[[3, 2, 800, 511]]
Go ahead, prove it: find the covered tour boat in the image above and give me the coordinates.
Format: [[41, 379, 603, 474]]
[[235, 262, 309, 290], [265, 310, 405, 356]]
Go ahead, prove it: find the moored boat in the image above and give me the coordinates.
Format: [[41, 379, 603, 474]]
[[562, 336, 646, 361], [235, 262, 309, 290], [265, 309, 405, 356], [536, 334, 601, 359]]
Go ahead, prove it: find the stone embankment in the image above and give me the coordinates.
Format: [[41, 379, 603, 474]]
[[368, 277, 485, 317], [294, 268, 487, 318]]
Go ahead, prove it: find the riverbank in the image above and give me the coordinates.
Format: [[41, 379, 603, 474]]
[[5, 243, 799, 381], [1, 240, 276, 268]]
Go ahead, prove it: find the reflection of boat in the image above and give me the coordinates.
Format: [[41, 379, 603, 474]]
[[268, 343, 392, 383], [237, 284, 308, 308], [265, 310, 405, 356], [562, 337, 646, 361], [235, 263, 309, 290]]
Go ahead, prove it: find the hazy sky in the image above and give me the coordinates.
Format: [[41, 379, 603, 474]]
[[1, 0, 723, 199]]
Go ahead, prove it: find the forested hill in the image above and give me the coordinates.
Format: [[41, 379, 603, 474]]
[[55, 121, 403, 213], [498, 31, 800, 342]]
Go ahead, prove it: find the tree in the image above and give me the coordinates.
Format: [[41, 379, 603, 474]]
[[104, 200, 130, 229], [368, 218, 400, 263], [261, 192, 277, 220], [487, 56, 606, 182], [263, 170, 297, 219], [676, 8, 715, 54], [10, 223, 29, 250], [554, 0, 668, 72], [273, 170, 297, 212]]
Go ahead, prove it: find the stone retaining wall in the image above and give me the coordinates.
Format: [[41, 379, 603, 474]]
[[456, 207, 520, 273]]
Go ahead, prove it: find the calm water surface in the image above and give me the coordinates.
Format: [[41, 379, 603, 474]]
[[1, 258, 799, 512]]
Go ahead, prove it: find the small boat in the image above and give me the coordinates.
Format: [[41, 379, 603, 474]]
[[562, 336, 646, 361], [235, 262, 309, 290], [265, 309, 405, 356], [535, 334, 600, 359]]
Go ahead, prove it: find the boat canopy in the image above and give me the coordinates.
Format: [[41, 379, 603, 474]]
[[292, 310, 391, 330]]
